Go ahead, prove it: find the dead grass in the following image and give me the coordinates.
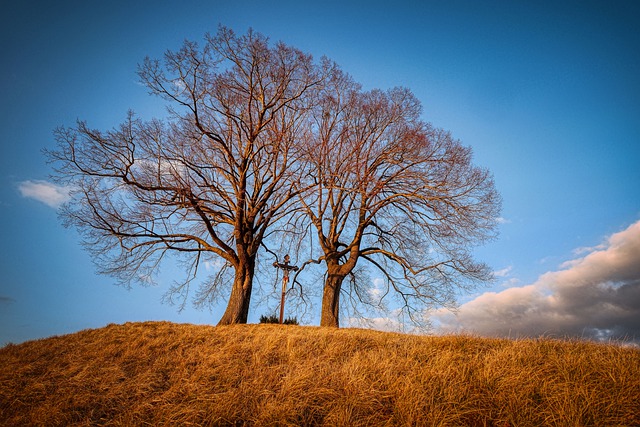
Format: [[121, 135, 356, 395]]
[[1, 321, 638, 426]]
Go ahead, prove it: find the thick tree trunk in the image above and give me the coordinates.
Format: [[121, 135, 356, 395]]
[[320, 272, 345, 327], [217, 258, 254, 325]]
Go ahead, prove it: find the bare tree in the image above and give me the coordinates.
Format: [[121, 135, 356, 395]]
[[47, 27, 325, 325], [295, 73, 501, 327]]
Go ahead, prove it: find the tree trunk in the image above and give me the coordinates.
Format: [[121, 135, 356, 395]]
[[217, 258, 254, 325], [320, 272, 345, 327]]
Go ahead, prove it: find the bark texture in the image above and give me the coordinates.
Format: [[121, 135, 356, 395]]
[[320, 273, 345, 327]]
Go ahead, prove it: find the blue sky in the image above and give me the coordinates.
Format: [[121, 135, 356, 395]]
[[1, 1, 639, 345]]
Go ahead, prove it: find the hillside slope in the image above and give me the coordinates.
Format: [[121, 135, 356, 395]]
[[1, 321, 638, 426]]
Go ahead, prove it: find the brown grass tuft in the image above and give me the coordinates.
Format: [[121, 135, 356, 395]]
[[1, 321, 638, 426]]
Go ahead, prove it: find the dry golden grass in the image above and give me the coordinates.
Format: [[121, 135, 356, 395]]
[[1, 321, 638, 426]]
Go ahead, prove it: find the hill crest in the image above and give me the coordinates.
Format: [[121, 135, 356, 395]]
[[1, 321, 638, 426]]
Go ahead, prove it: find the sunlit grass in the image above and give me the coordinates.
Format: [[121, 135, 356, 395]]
[[1, 321, 638, 426]]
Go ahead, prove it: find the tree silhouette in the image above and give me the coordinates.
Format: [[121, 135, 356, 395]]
[[48, 27, 326, 324], [294, 69, 501, 327]]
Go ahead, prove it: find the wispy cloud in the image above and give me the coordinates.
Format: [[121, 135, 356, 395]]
[[348, 315, 406, 333], [431, 220, 640, 343], [17, 180, 72, 208], [496, 217, 511, 224], [493, 266, 512, 277]]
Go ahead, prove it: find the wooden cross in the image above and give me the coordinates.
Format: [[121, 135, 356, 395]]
[[272, 254, 299, 324]]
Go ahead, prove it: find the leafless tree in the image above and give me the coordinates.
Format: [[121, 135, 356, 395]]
[[294, 72, 501, 327], [47, 27, 326, 325]]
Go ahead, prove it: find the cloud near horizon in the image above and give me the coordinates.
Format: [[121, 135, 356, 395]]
[[432, 220, 640, 342], [17, 180, 72, 208]]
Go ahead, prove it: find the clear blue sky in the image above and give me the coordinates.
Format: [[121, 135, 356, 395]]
[[1, 0, 639, 345]]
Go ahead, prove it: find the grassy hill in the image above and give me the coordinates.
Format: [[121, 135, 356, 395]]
[[1, 322, 638, 426]]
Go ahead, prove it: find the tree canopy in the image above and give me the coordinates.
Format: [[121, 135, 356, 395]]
[[49, 27, 328, 324], [291, 70, 500, 327]]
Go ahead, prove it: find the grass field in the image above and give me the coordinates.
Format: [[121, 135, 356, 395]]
[[1, 321, 638, 426]]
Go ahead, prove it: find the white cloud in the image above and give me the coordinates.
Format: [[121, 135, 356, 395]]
[[499, 277, 520, 288], [204, 259, 226, 271], [17, 180, 72, 208], [493, 266, 512, 277], [431, 220, 640, 343], [572, 243, 606, 256], [368, 277, 385, 299], [492, 266, 519, 287], [348, 315, 406, 333]]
